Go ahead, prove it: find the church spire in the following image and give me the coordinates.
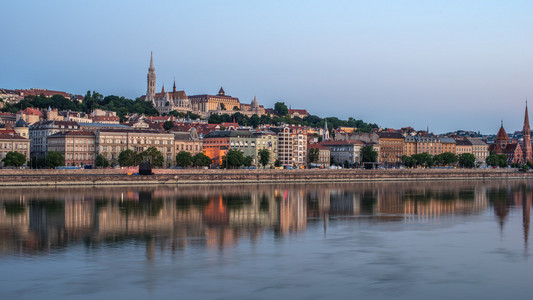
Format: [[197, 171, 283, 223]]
[[173, 78, 176, 93], [522, 99, 532, 163], [146, 51, 156, 101]]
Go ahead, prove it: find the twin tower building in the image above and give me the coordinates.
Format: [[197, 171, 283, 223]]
[[143, 52, 265, 117]]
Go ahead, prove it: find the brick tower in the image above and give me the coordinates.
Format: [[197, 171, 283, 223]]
[[523, 101, 532, 163]]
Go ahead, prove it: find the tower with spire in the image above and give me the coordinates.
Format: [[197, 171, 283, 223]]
[[323, 119, 330, 141], [523, 101, 532, 163], [146, 51, 156, 102]]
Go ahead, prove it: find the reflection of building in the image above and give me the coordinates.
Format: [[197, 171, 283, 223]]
[[279, 190, 306, 233]]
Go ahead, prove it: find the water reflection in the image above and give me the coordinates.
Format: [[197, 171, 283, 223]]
[[0, 181, 532, 257]]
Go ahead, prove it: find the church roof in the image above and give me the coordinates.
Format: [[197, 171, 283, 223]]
[[218, 87, 225, 96], [495, 123, 510, 143]]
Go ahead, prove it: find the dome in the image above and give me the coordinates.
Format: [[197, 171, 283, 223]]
[[15, 119, 28, 128]]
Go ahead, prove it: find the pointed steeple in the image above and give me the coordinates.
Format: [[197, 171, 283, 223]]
[[524, 98, 530, 129], [146, 51, 156, 101], [173, 78, 176, 93], [323, 119, 330, 141], [522, 99, 532, 163], [161, 84, 165, 93], [218, 87, 225, 96]]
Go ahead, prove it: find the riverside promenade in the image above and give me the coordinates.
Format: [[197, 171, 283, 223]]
[[0, 168, 531, 187]]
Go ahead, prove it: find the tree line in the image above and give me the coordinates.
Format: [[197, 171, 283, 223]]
[[1, 92, 158, 121]]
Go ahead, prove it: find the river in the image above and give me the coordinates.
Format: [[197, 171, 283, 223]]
[[0, 180, 532, 299]]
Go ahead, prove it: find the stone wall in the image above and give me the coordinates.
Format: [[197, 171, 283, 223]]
[[0, 168, 531, 186]]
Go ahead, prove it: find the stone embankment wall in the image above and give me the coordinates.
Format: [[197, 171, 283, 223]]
[[0, 168, 531, 187]]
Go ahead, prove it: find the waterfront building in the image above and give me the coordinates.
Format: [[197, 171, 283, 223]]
[[455, 139, 473, 156], [174, 127, 203, 156], [95, 129, 175, 167], [377, 132, 404, 166], [307, 143, 330, 168], [202, 130, 231, 167], [467, 138, 489, 166], [29, 120, 80, 159], [0, 133, 30, 167], [440, 137, 457, 154], [229, 131, 256, 162], [270, 125, 308, 167], [320, 140, 365, 167], [404, 136, 416, 156], [47, 131, 96, 167], [254, 131, 278, 167]]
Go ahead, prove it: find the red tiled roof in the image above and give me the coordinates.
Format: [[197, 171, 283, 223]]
[[19, 107, 44, 116], [0, 133, 28, 140]]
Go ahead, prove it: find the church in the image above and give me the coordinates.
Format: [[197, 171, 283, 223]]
[[141, 52, 266, 117], [489, 103, 532, 165]]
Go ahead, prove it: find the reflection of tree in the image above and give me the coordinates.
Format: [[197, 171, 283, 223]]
[[222, 194, 252, 210], [361, 191, 377, 214], [3, 202, 25, 215], [119, 198, 163, 217]]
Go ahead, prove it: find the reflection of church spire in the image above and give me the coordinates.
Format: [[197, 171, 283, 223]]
[[523, 189, 531, 257]]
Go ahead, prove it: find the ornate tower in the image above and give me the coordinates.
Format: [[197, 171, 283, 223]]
[[146, 52, 156, 101], [523, 101, 532, 163]]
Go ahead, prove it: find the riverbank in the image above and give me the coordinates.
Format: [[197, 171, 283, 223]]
[[0, 168, 531, 187]]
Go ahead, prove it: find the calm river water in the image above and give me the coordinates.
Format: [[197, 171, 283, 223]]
[[1, 180, 533, 299]]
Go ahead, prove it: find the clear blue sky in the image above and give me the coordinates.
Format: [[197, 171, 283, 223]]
[[2, 0, 533, 134]]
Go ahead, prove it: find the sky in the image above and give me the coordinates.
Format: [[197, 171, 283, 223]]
[[2, 0, 533, 134]]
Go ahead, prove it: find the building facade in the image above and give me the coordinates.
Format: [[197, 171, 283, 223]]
[[47, 131, 96, 167], [0, 134, 30, 168], [30, 121, 80, 159]]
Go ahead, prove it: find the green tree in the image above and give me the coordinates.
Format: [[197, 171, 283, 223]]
[[138, 147, 164, 167], [435, 152, 457, 166], [192, 153, 212, 167], [118, 149, 137, 166], [401, 155, 416, 168], [95, 154, 109, 168], [458, 153, 476, 168], [361, 145, 378, 169], [163, 120, 174, 131], [220, 103, 226, 110], [233, 105, 240, 111], [258, 149, 271, 168], [486, 154, 507, 167], [2, 151, 26, 167], [222, 149, 245, 169], [274, 102, 289, 116], [274, 159, 281, 167], [243, 156, 253, 167], [45, 151, 64, 168], [412, 152, 433, 167], [249, 114, 260, 128], [176, 151, 193, 167], [308, 148, 320, 166]]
